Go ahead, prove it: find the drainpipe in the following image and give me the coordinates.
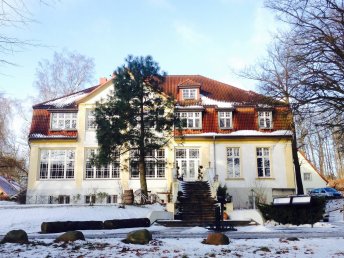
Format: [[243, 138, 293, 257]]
[[213, 135, 217, 181]]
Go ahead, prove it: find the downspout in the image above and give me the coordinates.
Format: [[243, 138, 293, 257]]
[[213, 135, 217, 180]]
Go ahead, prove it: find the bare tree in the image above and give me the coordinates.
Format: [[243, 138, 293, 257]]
[[33, 49, 95, 102], [265, 0, 344, 141], [0, 93, 12, 152], [298, 115, 344, 178], [0, 0, 50, 66], [0, 93, 27, 181], [239, 35, 304, 194]]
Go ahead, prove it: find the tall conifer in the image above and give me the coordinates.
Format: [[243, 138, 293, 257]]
[[94, 56, 175, 201]]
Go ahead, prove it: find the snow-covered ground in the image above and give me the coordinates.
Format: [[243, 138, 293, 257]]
[[0, 200, 343, 257]]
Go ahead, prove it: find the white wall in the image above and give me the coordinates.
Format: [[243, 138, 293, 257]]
[[299, 152, 327, 193]]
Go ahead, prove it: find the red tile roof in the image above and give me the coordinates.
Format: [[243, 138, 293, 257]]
[[177, 78, 201, 87], [163, 75, 265, 104], [29, 75, 291, 140]]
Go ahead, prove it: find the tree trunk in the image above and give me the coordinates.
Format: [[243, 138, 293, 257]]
[[291, 121, 304, 195], [138, 152, 148, 203], [307, 136, 317, 173]]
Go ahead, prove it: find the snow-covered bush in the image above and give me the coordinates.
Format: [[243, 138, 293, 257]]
[[258, 197, 326, 226]]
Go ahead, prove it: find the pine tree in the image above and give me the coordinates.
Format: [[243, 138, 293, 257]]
[[93, 56, 175, 201]]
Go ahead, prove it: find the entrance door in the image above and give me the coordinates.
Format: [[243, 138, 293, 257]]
[[175, 148, 199, 181]]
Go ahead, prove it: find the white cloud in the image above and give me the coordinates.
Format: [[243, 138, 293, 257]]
[[174, 22, 208, 46]]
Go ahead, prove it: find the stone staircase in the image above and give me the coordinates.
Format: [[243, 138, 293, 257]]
[[175, 181, 217, 226]]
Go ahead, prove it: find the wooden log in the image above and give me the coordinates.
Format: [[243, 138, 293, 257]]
[[41, 221, 104, 233], [103, 218, 150, 229]]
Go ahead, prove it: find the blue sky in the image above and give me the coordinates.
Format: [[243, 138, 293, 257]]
[[1, 0, 277, 100]]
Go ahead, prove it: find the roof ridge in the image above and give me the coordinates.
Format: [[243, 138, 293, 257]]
[[33, 85, 99, 108], [178, 78, 201, 86], [197, 75, 254, 93]]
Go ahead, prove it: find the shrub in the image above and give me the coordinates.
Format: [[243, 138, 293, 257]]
[[258, 197, 326, 226], [16, 190, 27, 204]]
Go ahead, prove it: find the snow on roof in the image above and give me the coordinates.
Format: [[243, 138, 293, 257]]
[[0, 176, 20, 196], [42, 90, 90, 108], [175, 105, 204, 109], [201, 94, 235, 108], [182, 130, 292, 137], [33, 86, 98, 109]]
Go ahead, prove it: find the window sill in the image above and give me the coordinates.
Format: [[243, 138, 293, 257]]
[[38, 178, 75, 181], [84, 178, 120, 180], [130, 177, 166, 180], [50, 129, 78, 131], [226, 177, 244, 180], [182, 98, 197, 101], [256, 177, 275, 180]]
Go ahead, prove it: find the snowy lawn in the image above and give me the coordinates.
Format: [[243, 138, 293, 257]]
[[1, 237, 344, 258], [0, 202, 164, 234], [0, 200, 344, 257]]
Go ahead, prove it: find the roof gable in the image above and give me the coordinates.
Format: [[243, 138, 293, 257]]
[[33, 86, 98, 110], [76, 79, 115, 105]]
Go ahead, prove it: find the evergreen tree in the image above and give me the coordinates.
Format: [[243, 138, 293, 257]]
[[94, 56, 175, 201]]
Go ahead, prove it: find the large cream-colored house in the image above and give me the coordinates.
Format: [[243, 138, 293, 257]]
[[27, 75, 297, 208]]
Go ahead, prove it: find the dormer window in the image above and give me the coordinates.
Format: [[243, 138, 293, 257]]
[[258, 111, 272, 129], [218, 111, 232, 129], [177, 111, 202, 129], [51, 112, 77, 130], [182, 89, 197, 100]]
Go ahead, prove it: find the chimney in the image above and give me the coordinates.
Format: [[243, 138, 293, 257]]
[[99, 77, 108, 85]]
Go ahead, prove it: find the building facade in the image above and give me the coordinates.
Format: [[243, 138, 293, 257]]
[[298, 152, 328, 194], [27, 75, 296, 208]]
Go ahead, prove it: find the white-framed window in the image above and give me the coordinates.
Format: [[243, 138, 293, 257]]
[[85, 149, 120, 179], [256, 147, 271, 177], [177, 112, 202, 129], [226, 147, 240, 178], [130, 149, 166, 178], [58, 195, 70, 204], [39, 149, 75, 179], [219, 111, 232, 129], [182, 89, 197, 100], [258, 111, 272, 129], [51, 112, 77, 130], [303, 172, 312, 181], [85, 195, 96, 204], [86, 109, 96, 130], [107, 195, 118, 204], [175, 148, 200, 180], [48, 195, 70, 204]]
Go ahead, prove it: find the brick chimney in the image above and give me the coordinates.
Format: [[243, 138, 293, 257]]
[[99, 77, 108, 85]]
